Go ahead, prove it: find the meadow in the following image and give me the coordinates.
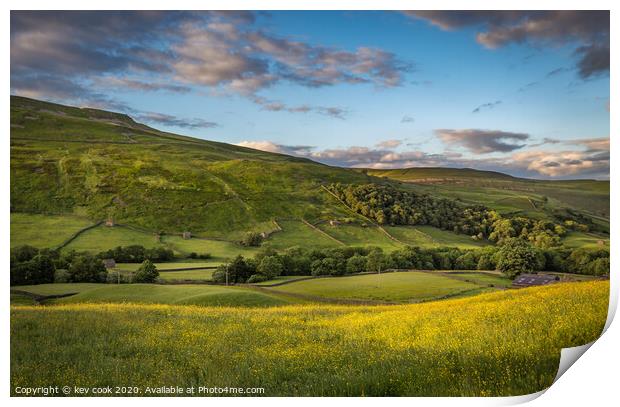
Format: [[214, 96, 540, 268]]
[[10, 213, 94, 248], [385, 225, 488, 249], [10, 281, 609, 396], [269, 271, 487, 303]]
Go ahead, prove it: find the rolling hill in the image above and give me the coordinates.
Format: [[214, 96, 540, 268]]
[[10, 96, 609, 254], [10, 96, 376, 239]]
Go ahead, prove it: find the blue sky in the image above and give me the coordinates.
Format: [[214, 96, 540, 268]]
[[10, 11, 610, 179]]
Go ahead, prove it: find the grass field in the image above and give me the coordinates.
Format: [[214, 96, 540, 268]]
[[115, 262, 218, 271], [385, 225, 487, 249], [10, 213, 94, 248], [64, 225, 162, 252], [263, 220, 340, 250], [49, 284, 293, 307], [160, 235, 259, 259], [562, 231, 610, 249], [268, 271, 483, 303], [158, 270, 215, 281], [317, 223, 402, 250], [250, 276, 313, 286], [440, 271, 513, 287], [10, 281, 608, 396]]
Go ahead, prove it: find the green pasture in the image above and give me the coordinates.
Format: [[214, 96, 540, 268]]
[[267, 271, 483, 302], [11, 213, 94, 248]]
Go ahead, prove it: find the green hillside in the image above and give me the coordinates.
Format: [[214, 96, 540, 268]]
[[366, 167, 609, 229], [10, 96, 373, 240], [11, 96, 609, 255]]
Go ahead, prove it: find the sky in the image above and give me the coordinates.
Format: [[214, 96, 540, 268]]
[[10, 10, 610, 179]]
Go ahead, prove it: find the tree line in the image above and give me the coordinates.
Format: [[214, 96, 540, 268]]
[[10, 245, 164, 286], [212, 240, 609, 284]]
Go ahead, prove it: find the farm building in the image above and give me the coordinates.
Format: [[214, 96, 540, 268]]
[[329, 220, 341, 226], [512, 273, 559, 288], [182, 231, 192, 240], [105, 218, 114, 227], [102, 258, 116, 269]]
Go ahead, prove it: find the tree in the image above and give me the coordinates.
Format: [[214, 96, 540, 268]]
[[10, 252, 56, 286], [242, 232, 263, 247], [11, 245, 40, 263], [311, 258, 338, 276], [68, 254, 107, 283], [495, 238, 542, 278], [346, 254, 367, 274], [257, 256, 283, 279], [455, 252, 477, 270], [133, 259, 159, 283], [212, 255, 254, 284], [366, 249, 386, 273], [585, 257, 610, 276]]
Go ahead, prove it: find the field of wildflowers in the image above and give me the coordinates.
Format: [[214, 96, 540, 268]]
[[10, 281, 608, 396]]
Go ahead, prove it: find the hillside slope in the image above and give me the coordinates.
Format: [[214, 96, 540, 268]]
[[366, 167, 610, 223], [10, 96, 374, 237], [10, 96, 609, 249]]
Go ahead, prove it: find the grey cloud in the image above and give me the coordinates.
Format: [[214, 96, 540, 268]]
[[376, 139, 403, 149], [405, 11, 609, 79], [249, 95, 347, 119], [546, 67, 569, 77], [574, 44, 610, 79], [10, 73, 130, 112], [136, 112, 218, 130], [530, 137, 561, 147], [518, 81, 540, 92], [436, 129, 529, 154], [94, 77, 192, 93], [236, 138, 608, 179], [472, 100, 501, 113], [401, 115, 415, 123], [11, 11, 408, 117]]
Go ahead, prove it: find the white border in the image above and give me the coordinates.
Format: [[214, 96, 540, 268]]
[[3, 1, 617, 405]]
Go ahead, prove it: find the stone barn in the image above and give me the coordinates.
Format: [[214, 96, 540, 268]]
[[512, 273, 559, 288], [182, 231, 192, 240], [105, 218, 115, 227]]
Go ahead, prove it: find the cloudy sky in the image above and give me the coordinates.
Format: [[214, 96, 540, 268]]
[[10, 11, 610, 179]]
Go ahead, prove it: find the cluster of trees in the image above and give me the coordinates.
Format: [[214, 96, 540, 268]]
[[327, 183, 576, 249], [188, 252, 212, 259], [327, 183, 495, 237], [211, 240, 609, 285], [97, 245, 174, 263], [10, 246, 55, 285], [133, 260, 159, 283], [488, 217, 566, 248], [10, 246, 163, 286], [10, 246, 107, 285]]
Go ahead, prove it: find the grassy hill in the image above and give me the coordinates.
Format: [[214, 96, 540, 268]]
[[11, 96, 609, 254], [10, 96, 377, 240], [365, 167, 609, 228]]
